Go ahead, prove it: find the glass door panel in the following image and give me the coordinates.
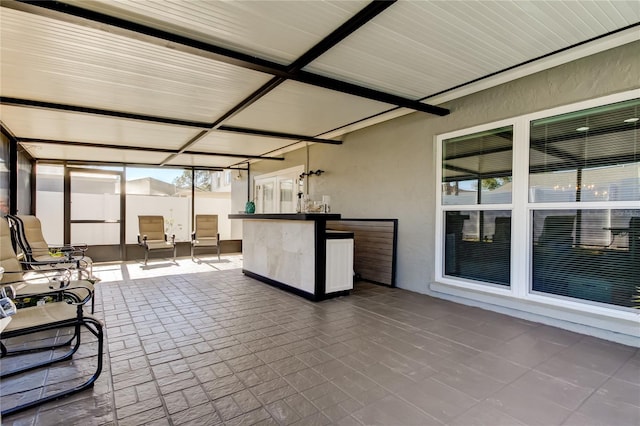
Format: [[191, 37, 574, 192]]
[[255, 178, 276, 213], [69, 169, 122, 256], [279, 178, 294, 213]]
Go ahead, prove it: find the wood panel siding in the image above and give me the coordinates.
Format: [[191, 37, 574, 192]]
[[327, 219, 397, 286]]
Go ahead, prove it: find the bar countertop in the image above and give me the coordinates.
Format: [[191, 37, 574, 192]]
[[229, 213, 341, 220]]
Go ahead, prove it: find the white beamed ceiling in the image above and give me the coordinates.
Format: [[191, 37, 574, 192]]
[[305, 1, 640, 98], [224, 80, 393, 136], [1, 0, 638, 169], [0, 105, 199, 150], [190, 132, 302, 157]]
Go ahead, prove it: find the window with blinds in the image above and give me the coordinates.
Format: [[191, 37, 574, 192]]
[[529, 98, 639, 308], [441, 126, 513, 287]]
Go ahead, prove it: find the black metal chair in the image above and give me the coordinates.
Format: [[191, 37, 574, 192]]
[[1, 217, 96, 313], [0, 286, 103, 416], [6, 214, 93, 280]]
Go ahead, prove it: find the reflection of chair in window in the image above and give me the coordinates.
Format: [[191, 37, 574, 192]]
[[493, 217, 511, 243], [533, 215, 576, 297], [630, 217, 640, 262], [538, 215, 575, 250], [137, 216, 176, 266], [191, 215, 220, 261], [444, 212, 469, 275]]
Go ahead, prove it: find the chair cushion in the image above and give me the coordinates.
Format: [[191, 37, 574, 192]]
[[145, 240, 174, 250], [194, 215, 218, 239], [17, 215, 49, 252], [1, 219, 25, 283], [193, 237, 218, 247], [2, 302, 98, 333], [138, 216, 166, 241]]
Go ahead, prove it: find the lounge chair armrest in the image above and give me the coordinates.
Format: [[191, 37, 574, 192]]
[[64, 285, 94, 306], [7, 266, 72, 284], [191, 231, 196, 241], [138, 234, 148, 245], [1, 286, 16, 299]]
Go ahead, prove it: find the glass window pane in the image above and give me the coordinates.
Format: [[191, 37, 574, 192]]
[[529, 98, 640, 203], [444, 210, 511, 286], [194, 169, 232, 241], [532, 208, 640, 308], [71, 223, 120, 245], [0, 135, 9, 215], [36, 164, 64, 245], [17, 150, 32, 215], [279, 178, 294, 213], [125, 167, 190, 243], [442, 126, 513, 205]]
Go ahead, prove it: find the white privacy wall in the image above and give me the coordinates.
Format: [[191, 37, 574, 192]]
[[36, 191, 233, 245], [249, 41, 640, 296]]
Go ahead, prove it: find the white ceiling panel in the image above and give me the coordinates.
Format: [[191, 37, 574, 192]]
[[189, 132, 296, 157], [20, 142, 169, 165], [305, 1, 640, 98], [225, 80, 393, 136], [164, 154, 253, 169], [0, 7, 273, 122], [1, 105, 199, 150], [62, 0, 369, 64], [2, 1, 636, 169]]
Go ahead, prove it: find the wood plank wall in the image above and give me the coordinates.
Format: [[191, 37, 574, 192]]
[[326, 219, 397, 287]]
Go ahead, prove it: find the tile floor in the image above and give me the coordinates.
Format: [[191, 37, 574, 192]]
[[1, 254, 639, 426]]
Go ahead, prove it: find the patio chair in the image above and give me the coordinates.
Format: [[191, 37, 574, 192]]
[[191, 214, 221, 261], [0, 287, 103, 416], [6, 214, 93, 280], [1, 218, 96, 313], [137, 215, 176, 266], [538, 215, 576, 250]]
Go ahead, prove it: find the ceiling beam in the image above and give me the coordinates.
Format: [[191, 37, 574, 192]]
[[217, 126, 342, 145], [17, 138, 286, 161], [2, 97, 340, 143], [1, 97, 210, 128], [7, 0, 448, 116]]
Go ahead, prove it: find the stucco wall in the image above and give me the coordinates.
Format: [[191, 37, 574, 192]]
[[245, 41, 640, 295]]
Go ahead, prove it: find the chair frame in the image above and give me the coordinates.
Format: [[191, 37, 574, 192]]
[[2, 217, 96, 313], [137, 215, 176, 266], [191, 214, 221, 261], [6, 214, 92, 279], [0, 290, 103, 416]]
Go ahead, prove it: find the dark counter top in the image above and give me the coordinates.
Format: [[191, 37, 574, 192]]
[[229, 213, 341, 221], [326, 230, 354, 239]]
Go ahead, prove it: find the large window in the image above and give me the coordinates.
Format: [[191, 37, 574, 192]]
[[529, 98, 639, 308], [126, 167, 190, 244], [530, 98, 640, 203], [441, 126, 513, 287], [438, 94, 639, 312]]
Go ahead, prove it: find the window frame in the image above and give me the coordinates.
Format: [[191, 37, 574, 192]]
[[436, 117, 518, 296], [435, 89, 639, 322]]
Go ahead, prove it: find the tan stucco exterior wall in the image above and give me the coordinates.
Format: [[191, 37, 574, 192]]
[[244, 41, 640, 295]]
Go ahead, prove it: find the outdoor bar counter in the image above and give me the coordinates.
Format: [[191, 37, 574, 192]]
[[228, 213, 354, 301]]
